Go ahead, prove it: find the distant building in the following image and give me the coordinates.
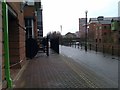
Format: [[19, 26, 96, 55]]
[[75, 31, 80, 38], [88, 18, 98, 42], [79, 18, 86, 39], [65, 32, 77, 38], [111, 18, 120, 44], [89, 17, 118, 43]]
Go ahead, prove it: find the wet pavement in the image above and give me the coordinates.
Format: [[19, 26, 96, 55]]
[[13, 50, 91, 88], [13, 47, 119, 88], [60, 45, 119, 88]]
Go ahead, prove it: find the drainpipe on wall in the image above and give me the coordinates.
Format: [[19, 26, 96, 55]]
[[2, 0, 13, 88]]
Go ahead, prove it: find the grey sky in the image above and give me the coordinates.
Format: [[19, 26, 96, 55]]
[[41, 0, 119, 36]]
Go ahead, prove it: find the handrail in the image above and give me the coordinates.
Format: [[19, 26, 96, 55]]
[[2, 0, 13, 88]]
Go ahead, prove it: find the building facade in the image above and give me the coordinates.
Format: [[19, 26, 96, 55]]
[[111, 18, 120, 44], [79, 18, 86, 39], [35, 2, 43, 38], [2, 2, 26, 88], [24, 2, 43, 40], [1, 1, 43, 89], [88, 17, 118, 43], [95, 23, 111, 43], [7, 2, 26, 68], [24, 4, 38, 39], [0, 1, 2, 90], [88, 18, 98, 42], [37, 8, 43, 38]]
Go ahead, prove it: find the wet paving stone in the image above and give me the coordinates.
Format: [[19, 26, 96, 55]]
[[13, 52, 90, 88]]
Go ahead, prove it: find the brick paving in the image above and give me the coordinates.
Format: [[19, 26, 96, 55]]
[[13, 50, 93, 88]]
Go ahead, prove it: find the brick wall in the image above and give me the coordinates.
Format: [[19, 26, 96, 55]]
[[1, 3, 26, 88], [0, 2, 2, 89], [7, 2, 26, 68], [24, 6, 35, 17], [88, 23, 96, 42], [24, 6, 38, 39]]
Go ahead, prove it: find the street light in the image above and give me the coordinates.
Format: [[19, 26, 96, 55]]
[[85, 10, 88, 52]]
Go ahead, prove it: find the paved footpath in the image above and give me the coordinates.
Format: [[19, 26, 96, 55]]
[[13, 51, 90, 88], [13, 50, 118, 89]]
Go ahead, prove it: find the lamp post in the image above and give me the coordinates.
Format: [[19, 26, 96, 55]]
[[85, 10, 88, 51]]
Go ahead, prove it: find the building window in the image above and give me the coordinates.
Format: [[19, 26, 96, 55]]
[[25, 19, 32, 27], [99, 26, 102, 30], [99, 39, 101, 43], [96, 27, 99, 30], [25, 18, 33, 39], [118, 22, 120, 26], [119, 38, 120, 44], [104, 26, 107, 29], [109, 26, 111, 29], [96, 39, 97, 42], [104, 32, 107, 35]]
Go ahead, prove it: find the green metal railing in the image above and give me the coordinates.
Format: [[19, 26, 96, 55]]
[[2, 0, 13, 88]]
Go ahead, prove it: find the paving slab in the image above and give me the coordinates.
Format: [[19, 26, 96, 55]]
[[13, 51, 90, 88]]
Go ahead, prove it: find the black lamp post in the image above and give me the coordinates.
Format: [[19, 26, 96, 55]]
[[85, 10, 88, 51]]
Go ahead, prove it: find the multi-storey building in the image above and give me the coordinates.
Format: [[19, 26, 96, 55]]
[[35, 2, 43, 38], [88, 18, 98, 42], [111, 18, 120, 44], [1, 1, 43, 89], [79, 18, 86, 40], [95, 20, 111, 43], [0, 1, 2, 89], [1, 2, 26, 88], [24, 2, 43, 40], [89, 17, 118, 43], [24, 2, 38, 39]]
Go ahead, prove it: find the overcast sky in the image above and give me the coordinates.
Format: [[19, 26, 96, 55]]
[[41, 0, 119, 36]]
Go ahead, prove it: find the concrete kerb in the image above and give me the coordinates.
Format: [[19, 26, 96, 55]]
[[13, 60, 29, 88]]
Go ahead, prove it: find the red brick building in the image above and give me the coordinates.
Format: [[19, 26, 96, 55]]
[[0, 1, 2, 89], [88, 19, 98, 42], [1, 1, 42, 89], [95, 22, 111, 43], [24, 3, 38, 39], [79, 18, 86, 40], [8, 2, 26, 68], [2, 2, 26, 88], [88, 17, 118, 43]]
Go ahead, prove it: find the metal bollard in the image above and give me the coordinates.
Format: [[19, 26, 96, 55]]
[[103, 45, 105, 54], [112, 46, 114, 56], [81, 43, 82, 49], [96, 44, 97, 52], [89, 44, 91, 50]]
